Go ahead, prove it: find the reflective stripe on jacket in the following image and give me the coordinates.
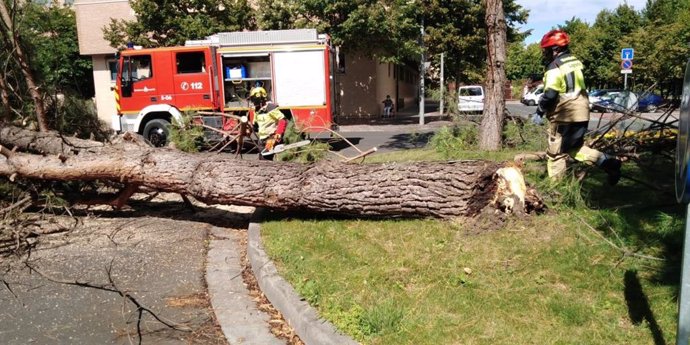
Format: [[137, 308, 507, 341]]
[[539, 53, 590, 123], [255, 108, 285, 140]]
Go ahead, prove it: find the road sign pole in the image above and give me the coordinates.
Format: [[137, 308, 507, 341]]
[[624, 73, 627, 90]]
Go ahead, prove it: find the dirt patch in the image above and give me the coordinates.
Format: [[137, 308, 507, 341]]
[[166, 292, 210, 309]]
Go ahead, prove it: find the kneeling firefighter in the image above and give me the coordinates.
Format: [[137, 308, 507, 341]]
[[534, 29, 622, 185], [254, 102, 287, 160]]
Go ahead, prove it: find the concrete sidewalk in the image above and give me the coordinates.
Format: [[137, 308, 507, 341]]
[[205, 206, 358, 345]]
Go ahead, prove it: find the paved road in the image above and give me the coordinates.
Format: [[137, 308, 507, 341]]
[[325, 100, 678, 159], [0, 199, 275, 345], [506, 100, 678, 131]]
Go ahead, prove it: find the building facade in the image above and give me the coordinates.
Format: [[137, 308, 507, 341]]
[[74, 0, 135, 125]]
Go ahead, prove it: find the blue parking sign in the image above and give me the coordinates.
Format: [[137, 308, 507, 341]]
[[621, 48, 634, 60]]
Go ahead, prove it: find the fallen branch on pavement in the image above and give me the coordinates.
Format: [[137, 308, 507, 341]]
[[26, 260, 192, 345]]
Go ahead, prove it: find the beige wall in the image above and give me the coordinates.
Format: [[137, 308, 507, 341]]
[[337, 55, 418, 119], [74, 0, 133, 122], [74, 0, 135, 55], [337, 54, 378, 117], [376, 62, 395, 115], [91, 55, 117, 123], [397, 65, 418, 111]]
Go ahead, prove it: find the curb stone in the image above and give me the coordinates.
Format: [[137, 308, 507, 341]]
[[247, 222, 359, 345], [206, 226, 285, 345]]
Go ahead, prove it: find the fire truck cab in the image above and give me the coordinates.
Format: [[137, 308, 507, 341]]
[[113, 29, 337, 146]]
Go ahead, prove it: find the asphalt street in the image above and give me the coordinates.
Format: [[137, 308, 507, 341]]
[[0, 200, 254, 345], [328, 101, 678, 159]]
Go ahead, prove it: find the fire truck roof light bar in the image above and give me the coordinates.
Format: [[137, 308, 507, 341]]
[[221, 53, 270, 58], [185, 29, 327, 48]]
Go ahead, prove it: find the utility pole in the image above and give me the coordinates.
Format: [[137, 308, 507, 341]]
[[419, 17, 425, 125], [440, 53, 445, 116]]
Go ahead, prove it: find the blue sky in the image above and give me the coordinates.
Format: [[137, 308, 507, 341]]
[[516, 0, 648, 44]]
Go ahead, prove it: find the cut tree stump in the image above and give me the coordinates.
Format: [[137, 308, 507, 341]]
[[0, 125, 543, 218]]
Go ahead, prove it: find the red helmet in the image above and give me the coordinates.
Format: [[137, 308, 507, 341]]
[[540, 30, 570, 49]]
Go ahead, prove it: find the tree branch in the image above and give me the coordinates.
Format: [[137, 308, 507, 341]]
[[25, 260, 192, 345]]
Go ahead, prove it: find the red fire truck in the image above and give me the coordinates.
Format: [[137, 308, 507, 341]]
[[112, 29, 338, 146]]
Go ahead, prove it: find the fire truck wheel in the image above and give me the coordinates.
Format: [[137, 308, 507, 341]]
[[143, 119, 171, 147]]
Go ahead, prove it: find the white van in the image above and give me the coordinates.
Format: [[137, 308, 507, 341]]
[[521, 84, 544, 106], [458, 85, 484, 113]]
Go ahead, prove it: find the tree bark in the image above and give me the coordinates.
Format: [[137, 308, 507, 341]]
[[0, 0, 49, 132], [0, 126, 542, 218], [0, 69, 10, 120], [0, 125, 104, 155], [479, 0, 508, 151]]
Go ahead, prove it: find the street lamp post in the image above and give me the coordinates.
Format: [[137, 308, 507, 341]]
[[419, 17, 425, 125], [439, 52, 444, 116]]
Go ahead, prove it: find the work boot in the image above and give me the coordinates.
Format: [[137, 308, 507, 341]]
[[600, 158, 622, 186]]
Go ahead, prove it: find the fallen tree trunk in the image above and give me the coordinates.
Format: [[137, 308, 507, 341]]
[[0, 126, 542, 218], [0, 125, 104, 155]]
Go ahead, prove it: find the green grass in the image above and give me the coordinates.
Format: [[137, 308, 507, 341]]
[[364, 147, 521, 164], [262, 136, 683, 344], [263, 212, 679, 344]]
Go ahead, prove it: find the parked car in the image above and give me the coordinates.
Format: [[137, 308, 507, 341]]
[[521, 84, 544, 106], [588, 89, 622, 109], [637, 93, 664, 112], [458, 85, 484, 113], [590, 90, 638, 113]]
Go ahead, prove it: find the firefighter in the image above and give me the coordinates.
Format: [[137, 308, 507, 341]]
[[249, 81, 268, 110], [534, 29, 622, 185], [254, 102, 287, 160]]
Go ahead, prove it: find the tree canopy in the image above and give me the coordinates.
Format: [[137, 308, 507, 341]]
[[0, 1, 93, 128], [103, 0, 257, 48], [103, 0, 528, 85]]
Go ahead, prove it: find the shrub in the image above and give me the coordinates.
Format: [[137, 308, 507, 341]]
[[169, 112, 204, 152], [50, 95, 110, 142], [503, 118, 546, 151], [429, 123, 478, 158], [276, 121, 329, 163]]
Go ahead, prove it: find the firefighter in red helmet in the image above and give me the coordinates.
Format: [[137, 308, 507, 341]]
[[534, 29, 622, 185]]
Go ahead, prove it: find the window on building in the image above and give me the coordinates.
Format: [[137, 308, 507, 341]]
[[108, 59, 118, 82], [176, 52, 206, 74]]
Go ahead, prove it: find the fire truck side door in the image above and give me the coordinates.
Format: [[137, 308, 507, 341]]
[[172, 49, 214, 110], [119, 54, 158, 113]]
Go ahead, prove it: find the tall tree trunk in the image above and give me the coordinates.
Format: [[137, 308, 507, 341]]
[[0, 126, 543, 218], [478, 0, 507, 151], [0, 0, 48, 132], [0, 69, 10, 121]]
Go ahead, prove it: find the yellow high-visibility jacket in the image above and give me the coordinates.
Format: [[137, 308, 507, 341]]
[[538, 53, 590, 123], [254, 107, 285, 140]]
